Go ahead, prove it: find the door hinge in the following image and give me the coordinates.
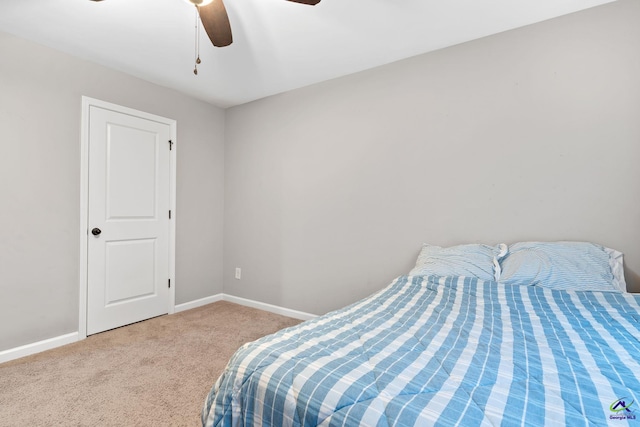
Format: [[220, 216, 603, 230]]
[[168, 279, 171, 289], [169, 210, 172, 219], [168, 140, 173, 151]]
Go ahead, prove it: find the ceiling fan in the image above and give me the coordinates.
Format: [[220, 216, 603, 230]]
[[90, 0, 321, 48], [188, 0, 320, 48]]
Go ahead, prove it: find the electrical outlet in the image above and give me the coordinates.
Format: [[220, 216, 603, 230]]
[[235, 267, 242, 280]]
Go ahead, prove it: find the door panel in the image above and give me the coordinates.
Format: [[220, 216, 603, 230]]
[[107, 125, 158, 219], [87, 106, 170, 335], [105, 239, 156, 306]]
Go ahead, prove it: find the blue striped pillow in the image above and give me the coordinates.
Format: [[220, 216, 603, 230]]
[[498, 241, 621, 291], [409, 243, 499, 281]]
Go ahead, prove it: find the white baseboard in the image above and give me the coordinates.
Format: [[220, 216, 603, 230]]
[[174, 293, 223, 313], [222, 294, 317, 321], [175, 292, 317, 321], [0, 332, 79, 365], [1, 294, 315, 365]]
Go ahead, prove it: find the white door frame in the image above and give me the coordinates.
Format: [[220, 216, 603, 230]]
[[79, 96, 177, 340]]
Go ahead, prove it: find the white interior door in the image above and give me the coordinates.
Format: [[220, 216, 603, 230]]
[[86, 105, 172, 335]]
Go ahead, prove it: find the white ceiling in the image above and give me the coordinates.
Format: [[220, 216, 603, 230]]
[[0, 0, 616, 108]]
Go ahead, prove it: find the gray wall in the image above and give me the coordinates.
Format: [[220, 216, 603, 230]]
[[0, 33, 225, 351], [224, 0, 640, 315]]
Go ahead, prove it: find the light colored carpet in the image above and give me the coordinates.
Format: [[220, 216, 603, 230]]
[[0, 301, 301, 426]]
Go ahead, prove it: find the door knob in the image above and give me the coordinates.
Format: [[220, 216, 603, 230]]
[[91, 228, 102, 236]]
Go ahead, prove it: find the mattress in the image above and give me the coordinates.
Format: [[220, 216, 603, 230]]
[[202, 275, 640, 426]]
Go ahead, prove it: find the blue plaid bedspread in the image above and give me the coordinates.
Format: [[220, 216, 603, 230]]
[[202, 275, 640, 426]]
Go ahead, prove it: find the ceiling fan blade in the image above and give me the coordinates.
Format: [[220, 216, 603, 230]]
[[197, 0, 233, 47], [286, 0, 321, 5]]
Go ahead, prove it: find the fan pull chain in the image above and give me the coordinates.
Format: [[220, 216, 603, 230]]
[[194, 8, 201, 75]]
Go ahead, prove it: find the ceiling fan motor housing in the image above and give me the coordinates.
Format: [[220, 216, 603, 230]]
[[186, 0, 215, 6]]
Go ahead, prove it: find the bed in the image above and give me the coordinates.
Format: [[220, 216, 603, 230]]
[[202, 242, 640, 426]]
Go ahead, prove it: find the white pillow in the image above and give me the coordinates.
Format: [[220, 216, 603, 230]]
[[409, 243, 500, 282], [604, 247, 627, 292], [498, 241, 625, 292]]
